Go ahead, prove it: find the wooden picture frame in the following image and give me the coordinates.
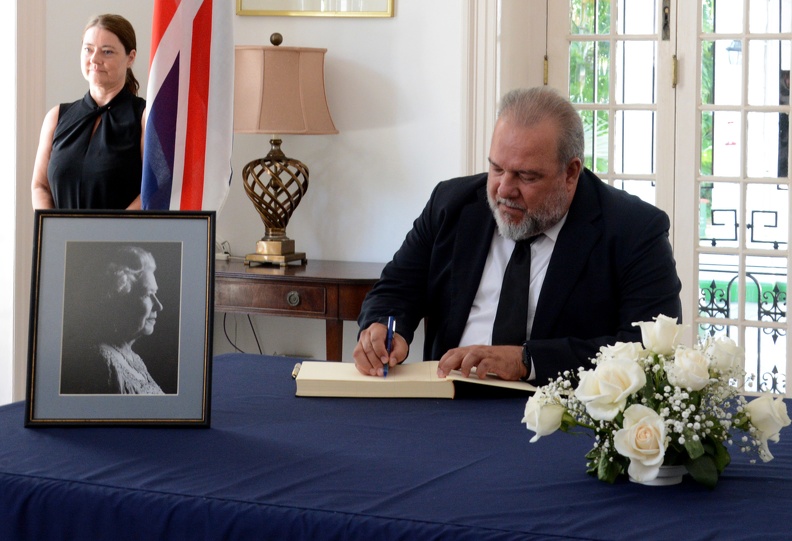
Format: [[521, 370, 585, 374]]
[[25, 210, 215, 427], [237, 0, 394, 17]]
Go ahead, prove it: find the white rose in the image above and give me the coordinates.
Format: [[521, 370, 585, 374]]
[[632, 314, 682, 356], [598, 341, 645, 362], [666, 346, 711, 391], [574, 358, 646, 421], [522, 390, 565, 443], [613, 404, 668, 482], [706, 336, 744, 374], [745, 396, 792, 461]]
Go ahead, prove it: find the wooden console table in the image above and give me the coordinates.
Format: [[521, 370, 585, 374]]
[[214, 259, 384, 361]]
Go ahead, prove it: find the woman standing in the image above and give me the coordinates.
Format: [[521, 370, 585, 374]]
[[31, 14, 146, 210]]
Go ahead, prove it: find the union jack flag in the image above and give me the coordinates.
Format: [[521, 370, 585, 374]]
[[142, 0, 233, 210]]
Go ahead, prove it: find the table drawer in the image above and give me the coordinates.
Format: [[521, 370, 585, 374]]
[[216, 280, 327, 316]]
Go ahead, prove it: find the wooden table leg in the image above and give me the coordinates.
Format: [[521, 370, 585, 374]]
[[325, 319, 344, 361]]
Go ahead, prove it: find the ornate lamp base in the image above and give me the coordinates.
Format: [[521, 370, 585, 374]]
[[245, 252, 307, 266], [242, 139, 310, 267], [245, 238, 307, 266]]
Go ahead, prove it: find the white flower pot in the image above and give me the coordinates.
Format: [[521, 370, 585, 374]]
[[629, 465, 687, 486]]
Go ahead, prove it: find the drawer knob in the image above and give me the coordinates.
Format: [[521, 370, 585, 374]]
[[286, 290, 301, 307]]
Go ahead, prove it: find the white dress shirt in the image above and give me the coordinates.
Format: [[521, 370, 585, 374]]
[[459, 215, 568, 353]]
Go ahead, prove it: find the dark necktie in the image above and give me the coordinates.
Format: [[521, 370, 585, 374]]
[[492, 235, 539, 345]]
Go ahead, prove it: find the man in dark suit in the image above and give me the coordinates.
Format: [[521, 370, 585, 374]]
[[354, 87, 682, 384]]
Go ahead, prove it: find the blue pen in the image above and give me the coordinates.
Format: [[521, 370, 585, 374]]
[[384, 316, 395, 378]]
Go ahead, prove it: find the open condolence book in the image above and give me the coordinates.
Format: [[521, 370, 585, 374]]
[[293, 360, 536, 399]]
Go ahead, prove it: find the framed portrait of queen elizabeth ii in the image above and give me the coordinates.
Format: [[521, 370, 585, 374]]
[[25, 210, 215, 426]]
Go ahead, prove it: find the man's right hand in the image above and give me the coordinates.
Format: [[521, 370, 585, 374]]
[[353, 322, 408, 376]]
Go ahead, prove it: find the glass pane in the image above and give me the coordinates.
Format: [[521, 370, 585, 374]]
[[614, 110, 655, 174], [699, 182, 740, 248], [697, 322, 737, 354], [701, 111, 714, 175], [720, 40, 744, 102], [782, 108, 790, 178], [698, 253, 739, 315], [616, 41, 657, 104], [701, 0, 744, 34], [617, 0, 657, 34], [748, 40, 792, 106], [581, 109, 610, 173], [569, 41, 611, 104], [701, 41, 716, 105], [746, 183, 789, 249], [712, 111, 742, 176], [571, 0, 611, 35], [702, 0, 714, 33], [745, 326, 787, 394], [617, 179, 656, 205], [745, 256, 787, 323], [701, 40, 744, 105], [746, 112, 783, 177], [749, 0, 792, 33]]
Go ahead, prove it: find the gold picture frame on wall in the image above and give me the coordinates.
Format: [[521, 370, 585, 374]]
[[237, 0, 394, 17]]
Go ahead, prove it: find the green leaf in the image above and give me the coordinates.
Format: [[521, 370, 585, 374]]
[[642, 377, 656, 403], [711, 439, 732, 474], [585, 445, 624, 483], [684, 437, 706, 460], [597, 453, 623, 484], [559, 411, 579, 432], [698, 435, 731, 474], [686, 455, 719, 489], [732, 412, 750, 431]]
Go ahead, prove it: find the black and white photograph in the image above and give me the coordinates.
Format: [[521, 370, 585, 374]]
[[60, 242, 181, 395], [25, 210, 214, 426]]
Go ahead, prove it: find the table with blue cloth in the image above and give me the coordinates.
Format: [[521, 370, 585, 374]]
[[1, 353, 790, 540]]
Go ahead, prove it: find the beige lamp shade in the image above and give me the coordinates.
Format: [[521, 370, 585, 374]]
[[234, 45, 338, 135]]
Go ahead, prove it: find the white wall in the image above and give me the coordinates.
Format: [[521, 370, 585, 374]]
[[7, 0, 471, 402], [218, 2, 465, 360], [0, 3, 17, 405], [44, 1, 154, 105]]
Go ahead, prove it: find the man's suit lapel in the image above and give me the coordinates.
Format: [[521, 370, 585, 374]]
[[532, 171, 602, 339], [444, 185, 496, 347]]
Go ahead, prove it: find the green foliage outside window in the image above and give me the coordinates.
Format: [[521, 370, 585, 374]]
[[701, 0, 715, 176], [569, 0, 612, 172]]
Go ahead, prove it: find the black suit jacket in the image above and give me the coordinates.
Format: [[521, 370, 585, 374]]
[[358, 169, 682, 383]]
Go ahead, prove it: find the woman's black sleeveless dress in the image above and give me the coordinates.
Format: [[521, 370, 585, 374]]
[[47, 88, 146, 209]]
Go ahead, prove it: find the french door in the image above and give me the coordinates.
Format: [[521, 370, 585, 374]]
[[541, 0, 791, 395]]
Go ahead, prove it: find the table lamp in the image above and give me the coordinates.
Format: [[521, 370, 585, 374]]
[[234, 34, 338, 266]]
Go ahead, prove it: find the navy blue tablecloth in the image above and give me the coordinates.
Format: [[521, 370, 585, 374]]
[[1, 353, 790, 540]]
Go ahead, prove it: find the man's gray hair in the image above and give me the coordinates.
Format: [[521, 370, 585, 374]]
[[497, 87, 585, 168]]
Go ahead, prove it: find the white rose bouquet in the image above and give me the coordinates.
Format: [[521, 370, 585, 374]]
[[522, 314, 791, 488]]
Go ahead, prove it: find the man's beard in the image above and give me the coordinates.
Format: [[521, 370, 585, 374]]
[[487, 184, 569, 241]]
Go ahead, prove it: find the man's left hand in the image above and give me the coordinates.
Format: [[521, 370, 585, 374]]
[[436, 345, 526, 381]]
